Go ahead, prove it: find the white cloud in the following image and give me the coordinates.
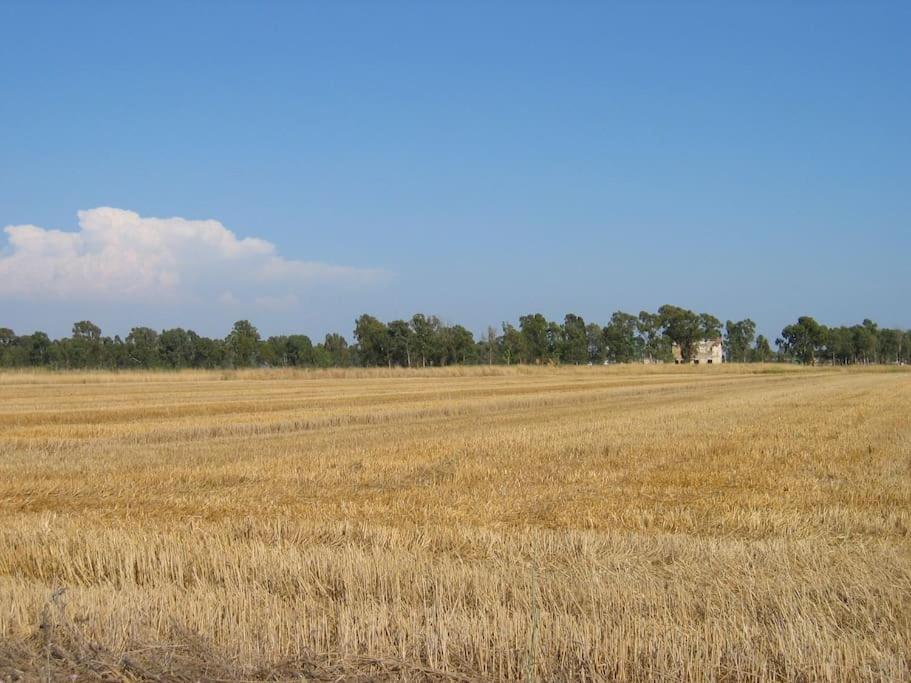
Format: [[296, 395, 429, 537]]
[[0, 207, 388, 304]]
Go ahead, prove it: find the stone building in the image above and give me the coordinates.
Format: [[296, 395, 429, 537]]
[[672, 337, 724, 364]]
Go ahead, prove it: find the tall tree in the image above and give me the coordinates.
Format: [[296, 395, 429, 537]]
[[286, 335, 314, 366], [724, 319, 756, 363], [322, 333, 350, 366], [519, 314, 551, 364], [0, 328, 15, 348], [126, 327, 160, 367], [0, 328, 16, 367], [191, 334, 225, 368], [69, 320, 103, 367], [27, 332, 54, 366], [851, 322, 877, 364], [777, 316, 825, 364], [354, 314, 389, 367], [484, 326, 499, 365], [878, 328, 903, 364], [637, 312, 667, 362], [545, 321, 563, 363], [410, 314, 441, 367], [658, 305, 702, 362], [260, 336, 289, 366], [585, 323, 605, 364], [227, 320, 261, 367], [0, 328, 15, 367], [826, 327, 854, 364], [751, 335, 773, 362], [561, 313, 588, 364], [387, 320, 414, 367], [603, 311, 641, 363], [443, 324, 475, 365], [500, 323, 525, 365], [699, 313, 723, 339], [159, 328, 196, 368]]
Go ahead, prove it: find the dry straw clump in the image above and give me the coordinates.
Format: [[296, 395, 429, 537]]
[[0, 365, 909, 680]]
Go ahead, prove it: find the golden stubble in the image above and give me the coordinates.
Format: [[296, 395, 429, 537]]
[[0, 365, 909, 680]]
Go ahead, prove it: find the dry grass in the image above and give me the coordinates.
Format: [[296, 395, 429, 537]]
[[0, 365, 909, 681]]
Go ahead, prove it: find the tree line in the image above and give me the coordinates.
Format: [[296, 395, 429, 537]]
[[776, 316, 907, 365], [0, 306, 907, 369]]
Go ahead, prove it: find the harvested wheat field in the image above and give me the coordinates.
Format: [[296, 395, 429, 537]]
[[0, 365, 909, 681]]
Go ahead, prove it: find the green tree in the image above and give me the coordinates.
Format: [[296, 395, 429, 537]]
[[724, 319, 756, 363], [851, 322, 877, 364], [519, 314, 550, 363], [440, 324, 475, 364], [286, 335, 314, 366], [159, 328, 196, 368], [387, 319, 414, 367], [257, 334, 313, 367], [658, 305, 703, 362], [69, 320, 103, 367], [72, 320, 101, 340], [561, 313, 588, 364], [777, 316, 825, 364], [260, 336, 288, 366], [354, 314, 389, 366], [878, 328, 903, 364], [0, 328, 16, 367], [27, 331, 54, 366], [126, 327, 160, 367], [637, 312, 668, 362], [410, 314, 442, 367], [321, 333, 350, 366], [585, 323, 605, 363], [699, 313, 723, 339], [860, 319, 879, 363], [751, 334, 773, 362], [191, 334, 225, 368], [226, 320, 261, 367], [482, 326, 500, 365], [546, 321, 563, 363], [500, 323, 525, 365], [826, 326, 854, 364], [102, 335, 128, 369], [603, 311, 641, 363]]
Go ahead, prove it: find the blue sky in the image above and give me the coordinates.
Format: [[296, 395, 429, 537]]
[[1, 2, 908, 342]]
